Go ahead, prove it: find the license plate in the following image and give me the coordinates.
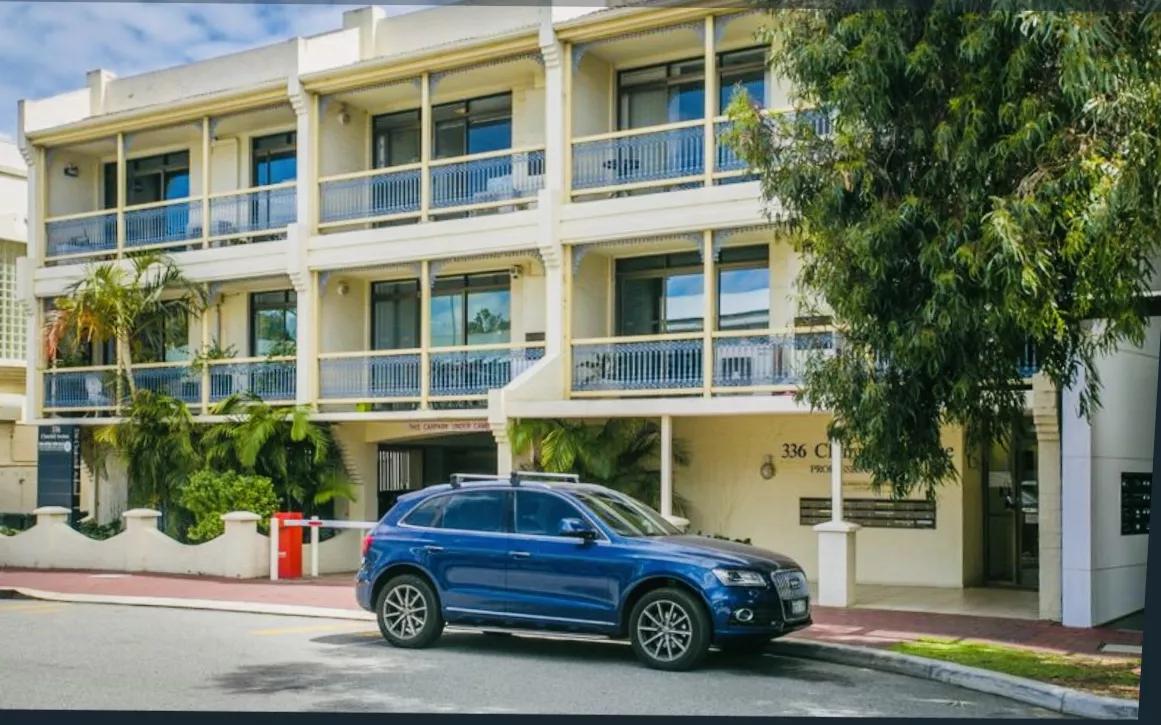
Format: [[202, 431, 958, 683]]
[[790, 600, 807, 615]]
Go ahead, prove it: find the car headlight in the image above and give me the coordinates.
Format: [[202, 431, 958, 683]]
[[712, 568, 767, 587]]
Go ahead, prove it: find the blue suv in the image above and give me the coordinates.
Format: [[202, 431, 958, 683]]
[[355, 472, 813, 671]]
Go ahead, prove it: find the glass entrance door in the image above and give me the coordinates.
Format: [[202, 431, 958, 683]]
[[984, 417, 1040, 588]]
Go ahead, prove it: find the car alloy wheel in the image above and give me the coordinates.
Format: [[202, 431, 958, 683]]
[[375, 573, 444, 649], [629, 587, 711, 672]]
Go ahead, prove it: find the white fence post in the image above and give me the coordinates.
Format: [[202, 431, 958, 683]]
[[309, 516, 320, 578], [269, 516, 280, 581]]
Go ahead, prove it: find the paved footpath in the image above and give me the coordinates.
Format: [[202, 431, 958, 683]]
[[0, 568, 1142, 657]]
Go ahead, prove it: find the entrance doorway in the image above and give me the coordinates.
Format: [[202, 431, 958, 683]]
[[375, 433, 498, 517], [983, 416, 1040, 589]]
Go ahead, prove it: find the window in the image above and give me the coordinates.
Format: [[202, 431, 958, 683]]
[[616, 47, 769, 131], [514, 490, 588, 537], [373, 110, 421, 168], [718, 48, 767, 111], [137, 308, 191, 363], [401, 495, 447, 528], [615, 246, 770, 336], [0, 241, 24, 361], [430, 272, 511, 347], [371, 280, 421, 351], [250, 290, 297, 357], [572, 491, 678, 538], [432, 93, 513, 159], [439, 490, 511, 533], [252, 132, 297, 186], [103, 151, 191, 209]]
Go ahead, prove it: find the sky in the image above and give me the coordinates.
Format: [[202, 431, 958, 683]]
[[0, 2, 436, 142]]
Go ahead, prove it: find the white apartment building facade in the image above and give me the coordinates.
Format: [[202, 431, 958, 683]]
[[11, 3, 1150, 628]]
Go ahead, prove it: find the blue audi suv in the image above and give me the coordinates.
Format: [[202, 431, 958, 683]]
[[355, 472, 813, 671]]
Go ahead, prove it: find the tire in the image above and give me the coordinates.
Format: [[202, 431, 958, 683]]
[[718, 636, 771, 655], [375, 573, 444, 649], [629, 587, 712, 672]]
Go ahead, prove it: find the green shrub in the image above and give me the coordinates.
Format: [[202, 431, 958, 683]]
[[77, 520, 123, 540], [179, 469, 279, 542]]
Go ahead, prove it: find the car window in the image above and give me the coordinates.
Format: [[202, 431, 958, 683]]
[[401, 495, 447, 528], [439, 490, 509, 533], [514, 490, 587, 537], [572, 490, 678, 537]]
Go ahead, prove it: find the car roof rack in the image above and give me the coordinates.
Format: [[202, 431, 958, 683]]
[[447, 471, 581, 489]]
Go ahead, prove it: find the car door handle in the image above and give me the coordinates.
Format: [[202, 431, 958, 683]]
[[509, 551, 531, 559], [424, 545, 444, 553]]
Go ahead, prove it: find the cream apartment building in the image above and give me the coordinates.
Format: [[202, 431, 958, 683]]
[[11, 2, 1150, 628]]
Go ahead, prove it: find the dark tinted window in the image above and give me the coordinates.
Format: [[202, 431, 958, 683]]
[[440, 490, 509, 533], [401, 495, 447, 528], [514, 491, 586, 537]]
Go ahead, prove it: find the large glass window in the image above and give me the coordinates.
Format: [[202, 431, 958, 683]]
[[103, 151, 191, 209], [513, 490, 588, 537], [137, 308, 191, 363], [615, 246, 770, 336], [252, 132, 297, 186], [371, 280, 421, 351], [439, 490, 511, 533], [430, 272, 511, 347], [432, 93, 513, 159], [616, 47, 769, 130], [401, 495, 447, 528], [250, 290, 297, 357], [372, 110, 421, 168]]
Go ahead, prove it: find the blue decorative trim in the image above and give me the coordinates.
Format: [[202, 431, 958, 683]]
[[428, 261, 442, 287], [44, 148, 55, 169], [319, 270, 334, 297], [319, 95, 333, 116], [571, 245, 588, 275], [571, 43, 588, 72], [208, 282, 224, 301], [122, 133, 133, 153], [208, 117, 221, 138]]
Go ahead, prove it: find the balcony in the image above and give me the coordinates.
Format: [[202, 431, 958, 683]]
[[313, 53, 545, 233], [40, 105, 299, 266], [318, 343, 545, 409], [41, 357, 297, 415]]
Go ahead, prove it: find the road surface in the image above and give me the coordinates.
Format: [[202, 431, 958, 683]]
[[0, 598, 1065, 716]]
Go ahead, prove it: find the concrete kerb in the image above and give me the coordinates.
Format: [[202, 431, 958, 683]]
[[769, 639, 1139, 721]]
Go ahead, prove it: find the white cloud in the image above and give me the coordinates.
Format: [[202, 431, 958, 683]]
[[0, 2, 432, 137]]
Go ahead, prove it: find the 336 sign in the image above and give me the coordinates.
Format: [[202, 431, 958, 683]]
[[781, 442, 855, 460]]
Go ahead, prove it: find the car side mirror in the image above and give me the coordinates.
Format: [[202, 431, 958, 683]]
[[558, 517, 597, 542]]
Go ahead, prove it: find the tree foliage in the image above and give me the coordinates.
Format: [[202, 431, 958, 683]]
[[509, 418, 691, 513], [179, 469, 279, 542], [726, 5, 1161, 496]]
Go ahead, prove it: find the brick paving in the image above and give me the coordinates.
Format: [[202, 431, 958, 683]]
[[0, 568, 1142, 657]]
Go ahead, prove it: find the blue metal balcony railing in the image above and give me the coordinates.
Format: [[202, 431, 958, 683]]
[[132, 365, 202, 405], [572, 336, 705, 393], [45, 212, 118, 259], [124, 200, 203, 249], [429, 149, 546, 211], [712, 332, 839, 388], [42, 368, 118, 410], [206, 360, 296, 403], [319, 167, 422, 225], [572, 123, 705, 192], [319, 353, 422, 401], [208, 184, 297, 237], [429, 347, 545, 398]]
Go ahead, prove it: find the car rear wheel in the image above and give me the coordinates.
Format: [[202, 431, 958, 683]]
[[629, 587, 711, 672], [375, 574, 444, 649]]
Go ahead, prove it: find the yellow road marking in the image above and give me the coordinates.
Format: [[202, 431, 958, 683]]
[[249, 623, 370, 636]]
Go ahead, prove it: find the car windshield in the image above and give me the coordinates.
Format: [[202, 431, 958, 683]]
[[572, 490, 679, 537]]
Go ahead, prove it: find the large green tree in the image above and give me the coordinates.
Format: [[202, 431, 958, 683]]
[[727, 5, 1161, 497]]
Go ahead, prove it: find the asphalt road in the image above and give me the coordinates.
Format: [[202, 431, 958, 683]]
[[0, 599, 1066, 717]]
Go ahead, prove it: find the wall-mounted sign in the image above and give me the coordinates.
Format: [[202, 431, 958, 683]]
[[778, 441, 955, 477], [406, 421, 491, 434], [36, 424, 82, 524], [1121, 472, 1151, 536], [799, 497, 937, 530]]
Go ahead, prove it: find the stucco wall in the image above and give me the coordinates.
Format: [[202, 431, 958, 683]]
[[675, 414, 969, 588]]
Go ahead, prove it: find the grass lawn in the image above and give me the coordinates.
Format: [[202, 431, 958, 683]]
[[888, 638, 1140, 700]]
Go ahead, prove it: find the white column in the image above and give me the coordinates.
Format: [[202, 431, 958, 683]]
[[813, 438, 860, 607], [1033, 373, 1063, 622], [292, 268, 314, 407], [288, 79, 315, 234], [660, 415, 674, 518]]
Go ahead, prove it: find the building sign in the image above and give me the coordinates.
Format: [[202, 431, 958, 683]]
[[799, 497, 937, 530], [36, 424, 82, 522], [779, 441, 954, 477], [406, 421, 491, 434], [1121, 472, 1151, 536]]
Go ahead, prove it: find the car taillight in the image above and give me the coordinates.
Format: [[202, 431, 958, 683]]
[[361, 534, 373, 557]]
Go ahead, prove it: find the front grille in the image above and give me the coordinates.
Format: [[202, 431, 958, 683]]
[[771, 570, 809, 600]]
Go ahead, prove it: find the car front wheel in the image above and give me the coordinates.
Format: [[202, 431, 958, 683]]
[[375, 574, 444, 649], [629, 587, 711, 672]]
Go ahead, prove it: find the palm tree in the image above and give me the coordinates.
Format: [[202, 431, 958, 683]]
[[202, 393, 357, 516], [44, 253, 207, 397], [509, 418, 691, 513]]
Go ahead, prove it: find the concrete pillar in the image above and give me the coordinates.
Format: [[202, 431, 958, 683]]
[[220, 511, 263, 579], [813, 439, 860, 607], [33, 506, 71, 527], [121, 508, 161, 572], [1032, 373, 1063, 622], [490, 414, 513, 477], [660, 415, 673, 518]]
